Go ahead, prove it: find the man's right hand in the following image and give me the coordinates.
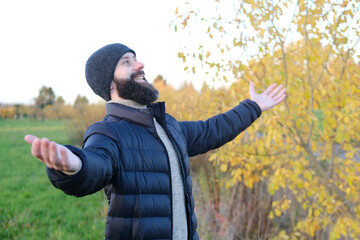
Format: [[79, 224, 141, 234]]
[[24, 135, 82, 174]]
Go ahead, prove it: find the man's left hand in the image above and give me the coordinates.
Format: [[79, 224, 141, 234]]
[[249, 82, 287, 112]]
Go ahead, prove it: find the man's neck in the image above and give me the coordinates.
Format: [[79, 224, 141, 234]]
[[108, 99, 147, 109]]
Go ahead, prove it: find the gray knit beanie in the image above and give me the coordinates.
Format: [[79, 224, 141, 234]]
[[85, 43, 136, 101]]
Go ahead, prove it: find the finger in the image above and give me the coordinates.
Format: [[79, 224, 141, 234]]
[[30, 137, 44, 161], [263, 84, 277, 95], [273, 94, 287, 105], [249, 81, 256, 99], [24, 134, 37, 144], [273, 88, 287, 101], [60, 147, 69, 171], [49, 141, 61, 170], [269, 84, 284, 98], [41, 138, 56, 169], [40, 138, 50, 164], [249, 81, 255, 94]]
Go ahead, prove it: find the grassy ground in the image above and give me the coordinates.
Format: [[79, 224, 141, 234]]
[[0, 118, 107, 240]]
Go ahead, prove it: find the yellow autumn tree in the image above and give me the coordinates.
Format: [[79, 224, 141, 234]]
[[173, 0, 360, 239]]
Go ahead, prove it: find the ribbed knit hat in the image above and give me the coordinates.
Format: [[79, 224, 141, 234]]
[[85, 43, 136, 101]]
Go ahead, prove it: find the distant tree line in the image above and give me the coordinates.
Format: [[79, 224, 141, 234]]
[[0, 85, 99, 120]]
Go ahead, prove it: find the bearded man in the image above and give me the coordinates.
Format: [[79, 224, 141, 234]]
[[24, 43, 286, 240]]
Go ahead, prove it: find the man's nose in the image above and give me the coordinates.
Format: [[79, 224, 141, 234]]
[[134, 61, 144, 70]]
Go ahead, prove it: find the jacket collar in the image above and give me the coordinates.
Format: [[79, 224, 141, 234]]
[[105, 101, 166, 127]]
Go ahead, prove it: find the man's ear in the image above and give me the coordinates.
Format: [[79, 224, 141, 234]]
[[110, 80, 115, 90], [110, 80, 120, 100]]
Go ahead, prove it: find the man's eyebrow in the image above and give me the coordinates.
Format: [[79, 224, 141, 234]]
[[120, 55, 136, 61]]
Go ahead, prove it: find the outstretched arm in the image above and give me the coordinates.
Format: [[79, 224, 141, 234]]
[[180, 82, 286, 156], [24, 135, 82, 174], [24, 133, 118, 197]]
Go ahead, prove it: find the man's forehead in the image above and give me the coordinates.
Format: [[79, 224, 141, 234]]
[[120, 52, 136, 59]]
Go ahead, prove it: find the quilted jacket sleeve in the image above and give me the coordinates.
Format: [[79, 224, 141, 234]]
[[46, 133, 119, 197], [179, 99, 262, 157]]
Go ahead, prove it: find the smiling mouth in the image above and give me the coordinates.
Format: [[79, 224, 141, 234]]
[[134, 75, 145, 82], [131, 70, 146, 83]]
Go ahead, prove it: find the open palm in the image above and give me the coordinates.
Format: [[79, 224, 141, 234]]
[[249, 82, 286, 112], [24, 134, 82, 174]]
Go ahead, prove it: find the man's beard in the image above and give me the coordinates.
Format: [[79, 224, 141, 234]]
[[114, 70, 159, 105]]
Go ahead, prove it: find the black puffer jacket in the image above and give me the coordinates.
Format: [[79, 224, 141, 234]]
[[47, 100, 261, 240]]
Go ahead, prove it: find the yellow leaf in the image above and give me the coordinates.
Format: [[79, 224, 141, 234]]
[[281, 201, 290, 211], [268, 182, 277, 195], [209, 153, 217, 162], [302, 202, 307, 210], [328, 118, 337, 128], [314, 209, 320, 217], [206, 51, 210, 58], [232, 168, 242, 182], [245, 177, 254, 189], [207, 62, 215, 68], [275, 209, 281, 216], [220, 163, 228, 172]]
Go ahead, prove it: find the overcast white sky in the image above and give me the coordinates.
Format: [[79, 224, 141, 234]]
[[0, 0, 212, 104], [3, 1, 357, 105]]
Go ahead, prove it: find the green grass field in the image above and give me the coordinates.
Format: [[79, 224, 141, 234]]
[[0, 119, 107, 240]]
